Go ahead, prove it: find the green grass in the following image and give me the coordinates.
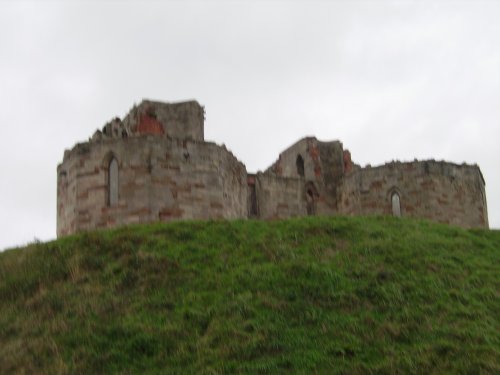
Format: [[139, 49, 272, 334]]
[[0, 216, 499, 374]]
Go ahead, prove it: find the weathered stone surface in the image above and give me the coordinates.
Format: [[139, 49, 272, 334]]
[[57, 135, 247, 236], [338, 161, 488, 228], [57, 100, 489, 237]]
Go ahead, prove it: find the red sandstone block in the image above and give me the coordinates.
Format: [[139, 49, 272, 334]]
[[130, 208, 151, 216], [137, 113, 164, 135], [308, 145, 320, 159], [343, 150, 353, 173]]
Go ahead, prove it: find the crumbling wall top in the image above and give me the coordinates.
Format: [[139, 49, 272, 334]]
[[90, 99, 205, 142]]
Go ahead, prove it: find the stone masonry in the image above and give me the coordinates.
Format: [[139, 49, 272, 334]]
[[57, 99, 489, 236]]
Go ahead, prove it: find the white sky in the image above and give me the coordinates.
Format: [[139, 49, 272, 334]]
[[0, 0, 499, 250]]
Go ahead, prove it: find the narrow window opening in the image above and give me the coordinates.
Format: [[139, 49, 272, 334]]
[[249, 184, 258, 217], [296, 154, 304, 177], [305, 182, 319, 216], [306, 189, 315, 215], [108, 158, 119, 206], [391, 192, 401, 217]]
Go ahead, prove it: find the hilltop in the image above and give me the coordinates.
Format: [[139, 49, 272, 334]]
[[1, 216, 499, 374]]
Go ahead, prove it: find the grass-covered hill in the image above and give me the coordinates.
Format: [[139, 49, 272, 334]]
[[0, 216, 499, 374]]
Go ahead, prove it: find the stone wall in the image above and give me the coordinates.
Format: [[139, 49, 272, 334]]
[[57, 100, 489, 235], [338, 161, 488, 228], [124, 100, 204, 140], [57, 136, 247, 236], [96, 100, 205, 141], [265, 137, 342, 215], [254, 173, 307, 219], [57, 154, 79, 236]]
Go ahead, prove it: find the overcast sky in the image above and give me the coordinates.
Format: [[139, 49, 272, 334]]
[[0, 0, 499, 250]]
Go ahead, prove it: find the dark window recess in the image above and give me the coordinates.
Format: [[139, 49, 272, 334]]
[[108, 158, 119, 206], [305, 182, 319, 215], [296, 154, 305, 177], [249, 184, 258, 217]]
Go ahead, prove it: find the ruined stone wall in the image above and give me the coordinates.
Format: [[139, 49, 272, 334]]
[[265, 137, 342, 215], [338, 161, 488, 228], [56, 136, 247, 236], [254, 174, 307, 219], [266, 138, 315, 179], [97, 100, 205, 141], [57, 99, 489, 235], [317, 141, 344, 211], [57, 154, 79, 236]]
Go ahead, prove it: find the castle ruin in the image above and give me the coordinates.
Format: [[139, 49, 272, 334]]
[[57, 99, 488, 236]]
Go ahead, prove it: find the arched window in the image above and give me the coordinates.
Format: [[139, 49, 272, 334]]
[[108, 157, 119, 206], [391, 192, 401, 217], [296, 154, 304, 177]]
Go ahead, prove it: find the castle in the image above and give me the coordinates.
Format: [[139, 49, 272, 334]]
[[57, 100, 489, 236]]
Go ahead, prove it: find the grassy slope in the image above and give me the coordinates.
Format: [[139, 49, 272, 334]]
[[0, 216, 499, 374]]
